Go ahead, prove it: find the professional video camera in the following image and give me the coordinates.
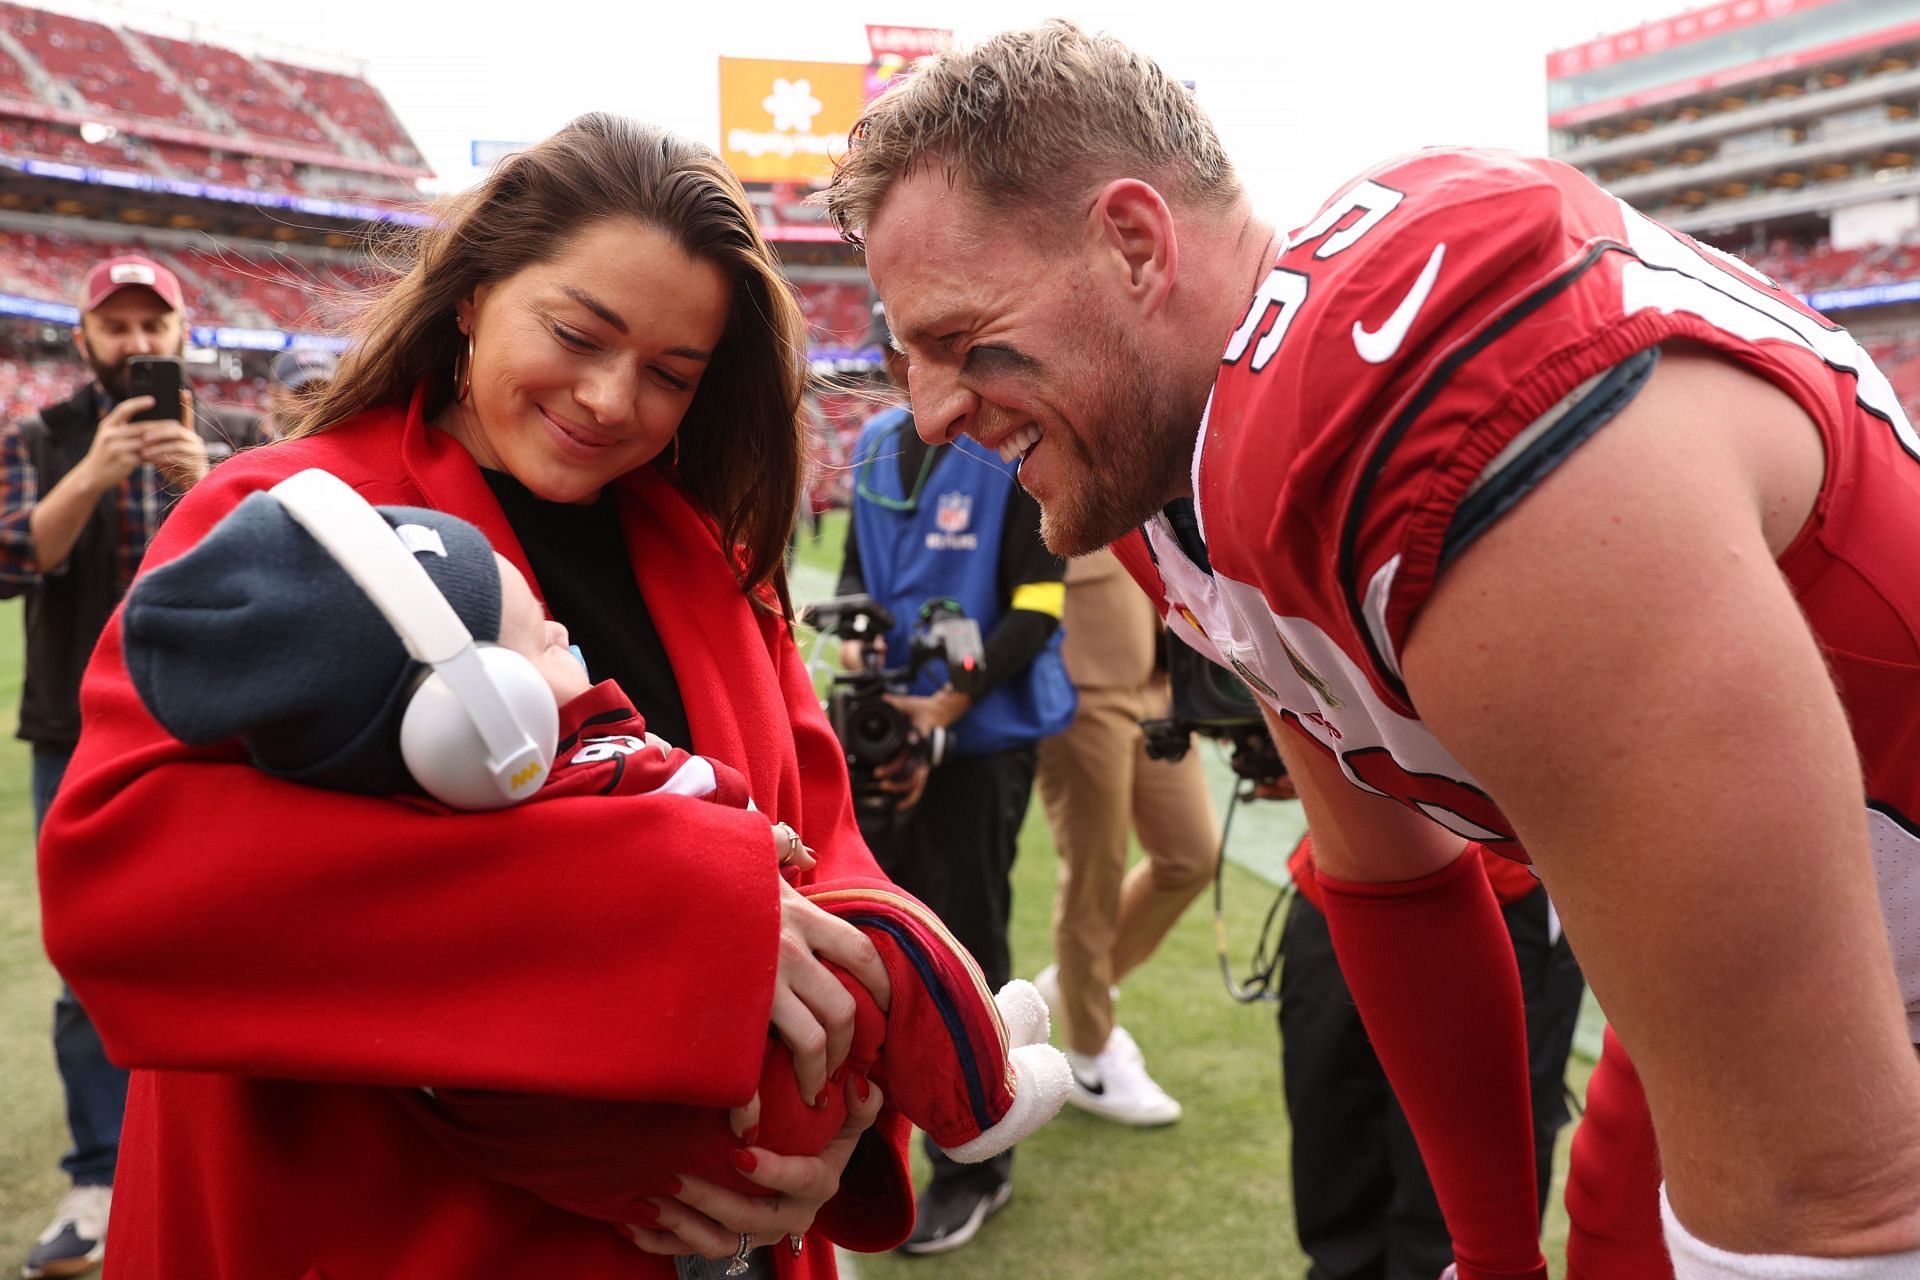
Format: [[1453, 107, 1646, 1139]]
[[800, 594, 988, 814], [1140, 638, 1287, 788]]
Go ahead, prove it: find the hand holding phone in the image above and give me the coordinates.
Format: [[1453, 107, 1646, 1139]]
[[125, 356, 186, 423]]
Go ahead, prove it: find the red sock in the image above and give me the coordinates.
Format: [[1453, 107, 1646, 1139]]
[[1317, 849, 1547, 1280], [1566, 1026, 1671, 1280]]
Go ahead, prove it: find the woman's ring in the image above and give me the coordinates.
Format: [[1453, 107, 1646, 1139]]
[[725, 1232, 753, 1276]]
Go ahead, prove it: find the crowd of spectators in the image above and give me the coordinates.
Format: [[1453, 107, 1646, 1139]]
[[2, 114, 417, 201], [0, 224, 875, 351], [0, 227, 377, 333], [0, 347, 71, 422], [0, 118, 153, 170], [796, 281, 874, 348], [1745, 235, 1920, 293], [0, 220, 881, 450]]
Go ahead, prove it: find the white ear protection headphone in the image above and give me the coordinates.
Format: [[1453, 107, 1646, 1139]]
[[269, 468, 559, 810]]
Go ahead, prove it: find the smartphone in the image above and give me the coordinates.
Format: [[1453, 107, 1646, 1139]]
[[125, 356, 187, 423]]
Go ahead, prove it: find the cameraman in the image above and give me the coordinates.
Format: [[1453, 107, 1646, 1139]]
[[834, 307, 1075, 1255]]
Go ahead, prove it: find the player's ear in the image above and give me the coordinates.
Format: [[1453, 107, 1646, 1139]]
[[1091, 179, 1178, 314]]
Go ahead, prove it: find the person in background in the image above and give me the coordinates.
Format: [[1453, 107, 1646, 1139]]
[[1032, 547, 1217, 1126], [0, 252, 262, 1280], [835, 303, 1076, 1255], [261, 347, 338, 439]]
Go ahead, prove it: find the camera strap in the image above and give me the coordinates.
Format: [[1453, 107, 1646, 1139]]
[[1212, 775, 1295, 1005]]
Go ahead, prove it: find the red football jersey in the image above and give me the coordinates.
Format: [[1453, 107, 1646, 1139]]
[[1118, 148, 1920, 1034]]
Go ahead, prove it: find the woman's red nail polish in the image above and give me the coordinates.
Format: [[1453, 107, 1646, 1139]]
[[854, 1075, 872, 1102], [662, 1177, 683, 1197], [742, 1124, 760, 1145], [629, 1203, 661, 1226], [730, 1148, 759, 1174]]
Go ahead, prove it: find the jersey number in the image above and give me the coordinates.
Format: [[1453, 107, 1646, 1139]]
[[1224, 179, 1405, 373]]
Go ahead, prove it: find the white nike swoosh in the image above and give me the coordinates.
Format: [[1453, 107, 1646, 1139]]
[[1352, 242, 1447, 365]]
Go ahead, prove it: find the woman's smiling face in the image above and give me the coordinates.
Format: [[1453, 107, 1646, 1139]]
[[447, 218, 732, 503]]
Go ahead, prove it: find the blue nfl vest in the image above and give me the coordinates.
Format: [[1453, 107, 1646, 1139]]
[[849, 408, 1076, 756]]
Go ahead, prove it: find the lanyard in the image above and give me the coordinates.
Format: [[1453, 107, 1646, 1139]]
[[855, 416, 946, 512]]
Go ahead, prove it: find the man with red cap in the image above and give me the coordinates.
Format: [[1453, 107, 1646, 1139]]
[[1, 252, 261, 1278]]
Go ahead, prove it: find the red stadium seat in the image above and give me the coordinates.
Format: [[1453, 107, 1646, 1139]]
[[267, 60, 424, 168], [0, 2, 195, 125]]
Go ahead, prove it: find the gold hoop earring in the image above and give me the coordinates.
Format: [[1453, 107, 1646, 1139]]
[[453, 331, 475, 403], [668, 434, 680, 469]]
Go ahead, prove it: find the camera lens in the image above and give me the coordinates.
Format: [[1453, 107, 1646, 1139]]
[[851, 705, 906, 764]]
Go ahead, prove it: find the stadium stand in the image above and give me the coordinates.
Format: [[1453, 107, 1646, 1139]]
[[0, 41, 32, 99], [0, 346, 73, 423], [794, 280, 871, 349], [268, 60, 422, 167], [0, 221, 862, 350], [1746, 236, 1920, 292], [0, 2, 196, 125], [141, 33, 332, 149]]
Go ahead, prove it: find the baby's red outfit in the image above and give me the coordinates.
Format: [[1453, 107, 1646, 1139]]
[[407, 680, 1068, 1222]]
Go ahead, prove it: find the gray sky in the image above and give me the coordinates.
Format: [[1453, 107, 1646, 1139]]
[[43, 0, 1674, 222]]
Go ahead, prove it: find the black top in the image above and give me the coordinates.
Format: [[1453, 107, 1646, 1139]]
[[482, 470, 693, 750], [1161, 498, 1212, 575], [836, 419, 1064, 697]]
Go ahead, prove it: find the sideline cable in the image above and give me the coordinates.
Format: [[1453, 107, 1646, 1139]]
[[1211, 768, 1296, 1004]]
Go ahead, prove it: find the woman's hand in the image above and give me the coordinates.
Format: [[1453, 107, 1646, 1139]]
[[770, 878, 891, 1103], [626, 1075, 886, 1259]]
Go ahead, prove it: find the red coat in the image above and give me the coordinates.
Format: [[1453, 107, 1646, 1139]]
[[39, 386, 912, 1278]]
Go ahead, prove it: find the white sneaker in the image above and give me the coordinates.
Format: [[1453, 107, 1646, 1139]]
[[1064, 1026, 1182, 1127], [23, 1184, 109, 1279]]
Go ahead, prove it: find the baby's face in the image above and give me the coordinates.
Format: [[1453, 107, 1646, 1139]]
[[493, 554, 591, 704]]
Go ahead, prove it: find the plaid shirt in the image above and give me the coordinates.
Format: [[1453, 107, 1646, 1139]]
[[0, 385, 172, 593]]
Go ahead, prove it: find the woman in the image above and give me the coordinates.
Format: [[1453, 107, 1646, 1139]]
[[39, 115, 910, 1279]]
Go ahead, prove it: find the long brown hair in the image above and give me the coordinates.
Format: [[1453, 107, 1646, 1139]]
[[294, 113, 807, 607]]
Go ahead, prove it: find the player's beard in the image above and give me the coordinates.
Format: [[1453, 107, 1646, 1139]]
[[1036, 319, 1203, 559]]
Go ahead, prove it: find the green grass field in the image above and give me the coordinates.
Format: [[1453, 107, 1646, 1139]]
[[0, 517, 1595, 1274]]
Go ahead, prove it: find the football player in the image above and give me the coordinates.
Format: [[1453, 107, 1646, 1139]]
[[827, 20, 1920, 1280]]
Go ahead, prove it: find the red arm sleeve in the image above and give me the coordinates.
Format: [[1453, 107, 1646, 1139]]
[[39, 486, 788, 1109]]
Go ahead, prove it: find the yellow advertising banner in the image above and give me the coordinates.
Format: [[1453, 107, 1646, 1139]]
[[719, 57, 867, 184]]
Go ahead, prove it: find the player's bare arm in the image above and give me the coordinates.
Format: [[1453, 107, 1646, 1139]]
[[1401, 344, 1920, 1256], [1258, 699, 1466, 883]]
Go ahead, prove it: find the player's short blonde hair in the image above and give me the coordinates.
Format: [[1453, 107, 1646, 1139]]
[[825, 20, 1240, 244]]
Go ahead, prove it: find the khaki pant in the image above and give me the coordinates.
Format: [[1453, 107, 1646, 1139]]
[[1035, 677, 1219, 1057]]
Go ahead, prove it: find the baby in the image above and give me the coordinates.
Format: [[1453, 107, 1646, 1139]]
[[118, 468, 1069, 1224]]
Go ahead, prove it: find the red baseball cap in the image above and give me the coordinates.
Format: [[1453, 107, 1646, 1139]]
[[82, 255, 185, 314]]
